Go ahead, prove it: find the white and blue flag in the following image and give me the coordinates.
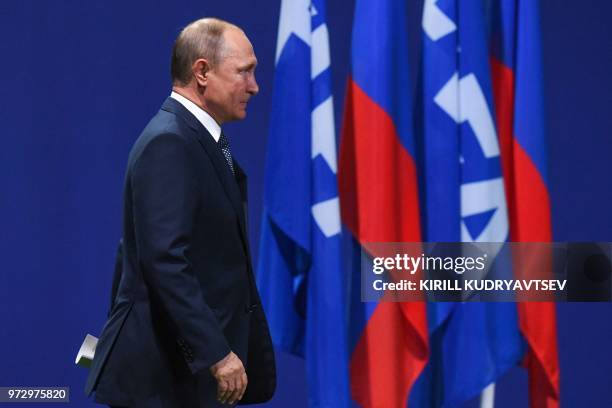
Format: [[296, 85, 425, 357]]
[[257, 0, 349, 406], [411, 1, 523, 407]]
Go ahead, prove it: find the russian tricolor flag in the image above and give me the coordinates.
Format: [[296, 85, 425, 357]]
[[492, 1, 560, 406], [339, 0, 428, 406]]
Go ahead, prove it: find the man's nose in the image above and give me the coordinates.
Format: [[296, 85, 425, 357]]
[[247, 74, 259, 95]]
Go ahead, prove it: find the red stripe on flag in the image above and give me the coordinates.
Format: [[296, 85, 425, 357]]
[[350, 302, 428, 408], [492, 57, 560, 407], [339, 79, 421, 243], [517, 302, 560, 408], [339, 78, 428, 407]]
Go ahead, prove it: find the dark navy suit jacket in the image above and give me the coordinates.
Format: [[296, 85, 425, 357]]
[[85, 98, 275, 407]]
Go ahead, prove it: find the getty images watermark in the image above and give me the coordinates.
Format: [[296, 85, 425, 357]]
[[361, 243, 612, 302]]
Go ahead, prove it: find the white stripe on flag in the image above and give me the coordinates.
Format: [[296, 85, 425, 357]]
[[422, 0, 457, 41], [480, 383, 495, 408], [311, 197, 341, 237], [275, 0, 311, 63], [311, 96, 337, 172], [311, 24, 331, 79]]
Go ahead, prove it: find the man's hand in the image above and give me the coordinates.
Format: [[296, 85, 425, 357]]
[[210, 351, 248, 405]]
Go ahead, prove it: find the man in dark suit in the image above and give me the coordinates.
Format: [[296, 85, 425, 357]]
[[85, 18, 275, 407]]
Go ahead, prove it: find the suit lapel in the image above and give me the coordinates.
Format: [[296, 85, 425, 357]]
[[234, 161, 249, 238], [233, 160, 253, 259], [234, 161, 248, 204], [160, 97, 248, 247]]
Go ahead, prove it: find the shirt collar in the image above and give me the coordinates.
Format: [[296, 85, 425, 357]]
[[170, 91, 221, 142]]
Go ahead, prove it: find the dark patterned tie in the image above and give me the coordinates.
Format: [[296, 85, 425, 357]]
[[218, 131, 235, 175]]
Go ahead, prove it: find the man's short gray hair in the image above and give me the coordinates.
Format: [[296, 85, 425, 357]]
[[171, 18, 238, 86]]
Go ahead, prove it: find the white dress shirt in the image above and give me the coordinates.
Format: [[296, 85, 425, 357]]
[[170, 91, 221, 142]]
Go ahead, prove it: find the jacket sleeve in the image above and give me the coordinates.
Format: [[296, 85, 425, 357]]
[[108, 238, 124, 317], [131, 132, 231, 374]]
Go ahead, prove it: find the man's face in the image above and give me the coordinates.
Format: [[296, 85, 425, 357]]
[[203, 28, 259, 124]]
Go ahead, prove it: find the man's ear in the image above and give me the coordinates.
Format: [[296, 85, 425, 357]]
[[193, 58, 210, 87]]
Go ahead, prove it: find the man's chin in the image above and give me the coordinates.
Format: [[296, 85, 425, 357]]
[[224, 111, 247, 122]]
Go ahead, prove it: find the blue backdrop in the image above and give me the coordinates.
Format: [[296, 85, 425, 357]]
[[0, 1, 610, 407]]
